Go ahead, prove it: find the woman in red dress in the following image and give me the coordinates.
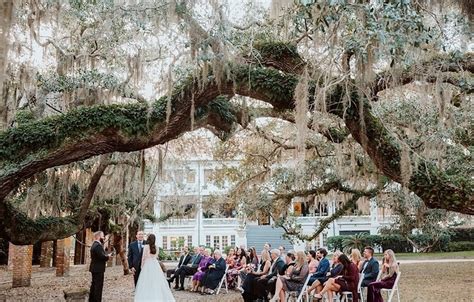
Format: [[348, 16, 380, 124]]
[[314, 253, 359, 302]]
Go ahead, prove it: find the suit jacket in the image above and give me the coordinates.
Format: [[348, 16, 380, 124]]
[[360, 257, 379, 287], [127, 240, 146, 271], [188, 253, 203, 268], [177, 253, 192, 268], [267, 257, 286, 279], [312, 257, 330, 278], [89, 241, 109, 273]]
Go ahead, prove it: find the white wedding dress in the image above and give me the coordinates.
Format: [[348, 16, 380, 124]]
[[134, 245, 176, 302]]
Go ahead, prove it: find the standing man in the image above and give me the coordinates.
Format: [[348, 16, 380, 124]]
[[360, 246, 379, 287], [128, 230, 146, 286], [89, 231, 111, 302]]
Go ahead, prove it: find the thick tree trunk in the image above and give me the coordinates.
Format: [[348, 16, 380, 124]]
[[112, 232, 130, 275]]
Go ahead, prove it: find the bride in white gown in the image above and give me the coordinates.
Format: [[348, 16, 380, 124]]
[[134, 234, 176, 302]]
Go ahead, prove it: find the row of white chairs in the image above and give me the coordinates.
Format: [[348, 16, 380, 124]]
[[289, 270, 401, 302]]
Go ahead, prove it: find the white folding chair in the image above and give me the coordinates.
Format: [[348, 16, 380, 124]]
[[215, 264, 229, 295], [285, 273, 312, 302], [357, 272, 365, 302], [380, 272, 401, 302]]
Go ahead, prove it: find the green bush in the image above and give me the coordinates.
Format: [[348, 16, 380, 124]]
[[409, 234, 451, 252], [447, 241, 474, 252], [380, 234, 412, 253], [327, 236, 347, 251], [449, 228, 474, 242]]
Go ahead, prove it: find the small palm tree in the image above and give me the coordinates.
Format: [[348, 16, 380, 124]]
[[342, 233, 367, 253]]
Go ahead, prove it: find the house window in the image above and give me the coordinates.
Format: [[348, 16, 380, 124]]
[[203, 169, 214, 185], [213, 236, 220, 250], [186, 170, 196, 183], [206, 235, 211, 247], [187, 235, 193, 247], [178, 236, 185, 248], [170, 236, 178, 250], [230, 235, 236, 247], [162, 236, 168, 250], [222, 236, 228, 248], [322, 233, 328, 248]]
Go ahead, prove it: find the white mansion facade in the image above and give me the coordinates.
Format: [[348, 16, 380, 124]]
[[145, 158, 395, 252]]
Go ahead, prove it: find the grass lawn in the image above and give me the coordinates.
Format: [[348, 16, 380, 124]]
[[374, 250, 474, 260], [397, 261, 473, 301]]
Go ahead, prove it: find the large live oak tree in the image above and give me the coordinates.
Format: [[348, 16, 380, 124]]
[[1, 47, 473, 244]]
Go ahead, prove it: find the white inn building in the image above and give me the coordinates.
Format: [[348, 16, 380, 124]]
[[145, 158, 395, 252]]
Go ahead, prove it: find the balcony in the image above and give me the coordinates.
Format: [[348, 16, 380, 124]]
[[203, 217, 239, 227]]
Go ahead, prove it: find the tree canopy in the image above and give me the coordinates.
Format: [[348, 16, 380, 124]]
[[0, 0, 472, 244]]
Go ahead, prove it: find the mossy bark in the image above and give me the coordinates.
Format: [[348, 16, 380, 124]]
[[0, 51, 472, 246]]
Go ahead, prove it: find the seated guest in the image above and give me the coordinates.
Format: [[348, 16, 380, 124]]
[[270, 251, 309, 302], [314, 254, 359, 302], [264, 242, 271, 251], [242, 249, 285, 302], [367, 249, 399, 302], [201, 249, 227, 294], [226, 248, 236, 268], [239, 249, 272, 294], [360, 246, 379, 287], [281, 251, 296, 275], [307, 248, 330, 286], [166, 246, 192, 278], [169, 246, 203, 290], [190, 248, 212, 292], [279, 245, 286, 261], [350, 248, 363, 271], [306, 250, 343, 296], [308, 250, 320, 274], [227, 246, 247, 288], [247, 247, 259, 269]]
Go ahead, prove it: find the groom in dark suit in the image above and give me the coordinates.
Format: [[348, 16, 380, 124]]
[[89, 231, 111, 302], [128, 230, 146, 286]]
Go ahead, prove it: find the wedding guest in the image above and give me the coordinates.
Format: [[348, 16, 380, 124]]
[[226, 248, 236, 268], [166, 246, 192, 279], [270, 251, 309, 302], [305, 250, 342, 296], [227, 246, 247, 288], [237, 247, 262, 292], [172, 246, 203, 290], [244, 249, 285, 302], [314, 254, 359, 302], [366, 249, 399, 302], [239, 249, 272, 294], [308, 250, 320, 274], [350, 248, 363, 270], [307, 248, 330, 286], [190, 248, 212, 292], [360, 246, 379, 287], [202, 249, 227, 294]]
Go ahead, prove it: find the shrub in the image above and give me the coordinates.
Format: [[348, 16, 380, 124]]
[[327, 236, 348, 251], [449, 228, 474, 242], [447, 241, 474, 252]]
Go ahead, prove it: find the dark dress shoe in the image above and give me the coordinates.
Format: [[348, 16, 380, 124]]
[[176, 287, 185, 291]]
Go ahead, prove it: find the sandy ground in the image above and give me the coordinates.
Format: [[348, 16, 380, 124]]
[[1, 261, 473, 301]]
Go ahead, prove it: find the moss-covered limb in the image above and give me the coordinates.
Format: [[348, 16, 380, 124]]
[[340, 90, 474, 214], [0, 201, 83, 244], [246, 41, 306, 75], [371, 52, 474, 97]]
